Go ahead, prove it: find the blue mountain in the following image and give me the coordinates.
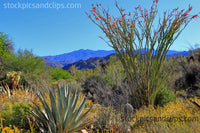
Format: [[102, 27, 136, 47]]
[[42, 49, 115, 63], [42, 49, 189, 68]]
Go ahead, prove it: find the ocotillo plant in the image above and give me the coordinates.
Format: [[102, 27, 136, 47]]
[[87, 0, 199, 108]]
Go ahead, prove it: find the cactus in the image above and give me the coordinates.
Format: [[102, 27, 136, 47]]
[[5, 71, 21, 85], [3, 71, 21, 95]]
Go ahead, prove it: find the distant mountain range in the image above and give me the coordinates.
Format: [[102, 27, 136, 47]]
[[42, 49, 190, 70], [63, 53, 116, 70], [43, 49, 115, 63], [42, 49, 115, 68]]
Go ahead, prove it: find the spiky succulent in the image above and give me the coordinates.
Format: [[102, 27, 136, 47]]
[[32, 84, 92, 133]]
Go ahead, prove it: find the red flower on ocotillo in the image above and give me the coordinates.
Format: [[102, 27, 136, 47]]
[[181, 9, 185, 12], [45, 57, 49, 60], [91, 7, 96, 13], [192, 15, 199, 18], [130, 24, 133, 28], [156, 0, 158, 3], [122, 14, 127, 17], [175, 8, 179, 11], [153, 11, 158, 13], [120, 8, 125, 12], [119, 34, 123, 37], [103, 27, 107, 32], [182, 12, 188, 16]]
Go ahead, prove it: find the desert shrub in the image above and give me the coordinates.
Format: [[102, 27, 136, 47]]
[[48, 67, 72, 82], [175, 48, 200, 97], [0, 87, 36, 111], [132, 98, 200, 132], [75, 69, 96, 83], [0, 32, 14, 78], [81, 56, 131, 109], [0, 102, 32, 129], [92, 106, 121, 132], [89, 104, 135, 133], [161, 56, 185, 91], [154, 87, 175, 106], [100, 58, 126, 88], [0, 124, 24, 133], [82, 74, 130, 109], [1, 49, 49, 88], [0, 32, 13, 62]]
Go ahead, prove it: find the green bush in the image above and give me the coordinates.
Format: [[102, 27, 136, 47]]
[[49, 67, 72, 81], [0, 32, 14, 77], [154, 88, 175, 106], [0, 102, 32, 129], [0, 32, 13, 61], [1, 49, 49, 87]]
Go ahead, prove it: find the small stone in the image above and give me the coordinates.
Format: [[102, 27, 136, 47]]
[[90, 124, 94, 129], [81, 129, 88, 133]]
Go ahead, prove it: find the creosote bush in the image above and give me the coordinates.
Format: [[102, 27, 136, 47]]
[[48, 67, 72, 82], [87, 0, 199, 108], [154, 87, 175, 106]]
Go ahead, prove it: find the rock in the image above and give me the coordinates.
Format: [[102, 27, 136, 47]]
[[81, 129, 88, 133]]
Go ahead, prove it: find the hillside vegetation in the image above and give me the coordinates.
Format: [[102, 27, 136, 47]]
[[0, 0, 200, 132]]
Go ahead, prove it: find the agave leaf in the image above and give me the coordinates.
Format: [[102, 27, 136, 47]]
[[57, 86, 64, 126], [64, 93, 82, 128], [68, 106, 93, 131], [62, 89, 77, 125], [49, 87, 58, 126], [32, 83, 93, 132], [73, 98, 87, 121], [65, 98, 87, 129], [63, 88, 75, 124], [38, 90, 55, 123], [32, 102, 49, 122]]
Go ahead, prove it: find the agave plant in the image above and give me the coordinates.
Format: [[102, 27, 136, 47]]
[[32, 84, 92, 133]]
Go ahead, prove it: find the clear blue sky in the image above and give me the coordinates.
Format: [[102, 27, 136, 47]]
[[0, 0, 200, 56]]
